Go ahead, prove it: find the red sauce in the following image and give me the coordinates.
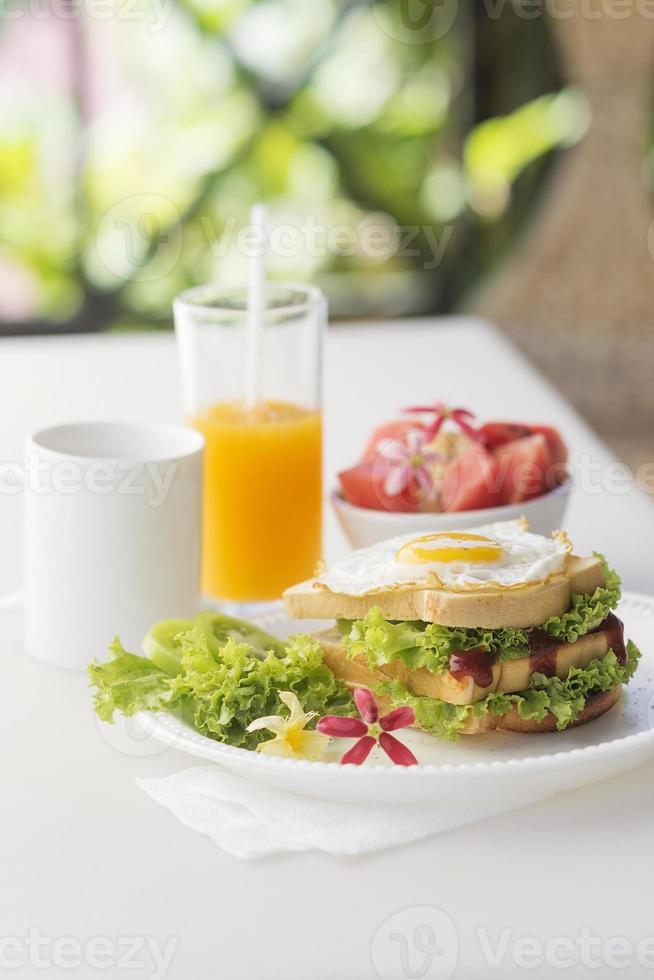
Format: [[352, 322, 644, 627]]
[[528, 613, 627, 675], [449, 648, 495, 688], [528, 629, 561, 676], [448, 614, 626, 690], [601, 612, 626, 665]]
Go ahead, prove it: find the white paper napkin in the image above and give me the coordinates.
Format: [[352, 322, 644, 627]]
[[137, 766, 529, 859]]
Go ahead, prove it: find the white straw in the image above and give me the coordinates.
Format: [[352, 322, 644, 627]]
[[246, 203, 267, 410]]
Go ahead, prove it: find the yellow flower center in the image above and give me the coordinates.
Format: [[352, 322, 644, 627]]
[[284, 725, 306, 753]]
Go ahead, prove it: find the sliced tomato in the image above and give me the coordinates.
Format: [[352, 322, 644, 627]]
[[479, 421, 532, 450], [529, 424, 568, 469], [494, 433, 553, 504], [338, 463, 423, 512], [361, 420, 425, 463], [440, 446, 502, 512]]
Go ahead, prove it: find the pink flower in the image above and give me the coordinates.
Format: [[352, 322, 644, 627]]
[[317, 688, 418, 766], [403, 402, 484, 443], [376, 429, 438, 498]]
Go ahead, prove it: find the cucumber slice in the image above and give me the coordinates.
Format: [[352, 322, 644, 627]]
[[195, 611, 285, 659], [142, 618, 193, 675]]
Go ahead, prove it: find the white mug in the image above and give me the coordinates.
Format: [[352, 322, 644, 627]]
[[22, 421, 204, 670]]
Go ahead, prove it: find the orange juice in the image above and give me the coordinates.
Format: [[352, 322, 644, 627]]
[[192, 400, 322, 601]]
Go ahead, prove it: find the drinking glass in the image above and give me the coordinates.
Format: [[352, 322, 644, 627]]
[[174, 282, 325, 611]]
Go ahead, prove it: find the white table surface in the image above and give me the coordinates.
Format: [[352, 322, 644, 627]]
[[1, 317, 653, 980]]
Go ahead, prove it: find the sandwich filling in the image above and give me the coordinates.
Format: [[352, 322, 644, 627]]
[[378, 645, 639, 741], [328, 555, 641, 740], [338, 555, 621, 677]]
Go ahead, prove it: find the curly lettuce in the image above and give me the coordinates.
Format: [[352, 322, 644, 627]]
[[89, 619, 354, 750], [340, 607, 529, 676], [89, 639, 177, 723], [379, 641, 641, 742], [339, 556, 622, 677], [541, 554, 621, 642]]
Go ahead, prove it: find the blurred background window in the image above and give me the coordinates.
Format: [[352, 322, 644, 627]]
[[0, 0, 586, 333]]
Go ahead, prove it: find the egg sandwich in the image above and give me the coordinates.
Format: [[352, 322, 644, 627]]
[[283, 519, 640, 740]]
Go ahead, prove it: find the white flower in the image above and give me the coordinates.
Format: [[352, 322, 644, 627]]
[[246, 691, 331, 761]]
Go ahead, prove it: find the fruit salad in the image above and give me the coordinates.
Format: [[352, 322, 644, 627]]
[[338, 403, 568, 514]]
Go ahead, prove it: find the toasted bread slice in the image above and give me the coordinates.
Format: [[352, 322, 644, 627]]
[[317, 620, 615, 706], [317, 625, 615, 706], [459, 686, 621, 735], [284, 555, 605, 629]]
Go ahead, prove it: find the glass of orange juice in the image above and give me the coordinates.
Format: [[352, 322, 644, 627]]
[[173, 283, 325, 611]]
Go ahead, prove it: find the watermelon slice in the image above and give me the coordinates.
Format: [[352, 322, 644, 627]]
[[529, 424, 568, 484], [440, 446, 501, 512], [479, 421, 532, 450], [494, 433, 553, 504], [339, 463, 423, 512]]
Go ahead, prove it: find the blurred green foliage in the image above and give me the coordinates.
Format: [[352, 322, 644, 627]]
[[0, 0, 588, 332]]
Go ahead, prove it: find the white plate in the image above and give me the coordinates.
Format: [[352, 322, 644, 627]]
[[137, 592, 654, 808]]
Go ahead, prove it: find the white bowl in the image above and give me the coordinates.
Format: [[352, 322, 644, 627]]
[[331, 477, 573, 550]]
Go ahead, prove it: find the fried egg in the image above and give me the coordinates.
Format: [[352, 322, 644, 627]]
[[317, 519, 572, 595]]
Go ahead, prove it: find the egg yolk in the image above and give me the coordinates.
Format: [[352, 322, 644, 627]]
[[396, 532, 505, 565]]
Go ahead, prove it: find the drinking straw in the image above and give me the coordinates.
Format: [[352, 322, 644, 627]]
[[246, 203, 267, 410]]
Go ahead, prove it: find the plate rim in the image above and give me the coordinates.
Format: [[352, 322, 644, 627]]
[[137, 589, 654, 776]]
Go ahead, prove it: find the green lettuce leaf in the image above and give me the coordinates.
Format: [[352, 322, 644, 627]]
[[376, 678, 472, 741], [341, 556, 622, 677], [342, 606, 529, 676], [541, 554, 621, 642], [378, 641, 641, 741], [89, 620, 354, 750], [172, 630, 355, 749], [88, 638, 179, 723]]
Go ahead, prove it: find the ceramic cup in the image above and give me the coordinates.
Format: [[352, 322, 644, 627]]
[[23, 421, 204, 670]]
